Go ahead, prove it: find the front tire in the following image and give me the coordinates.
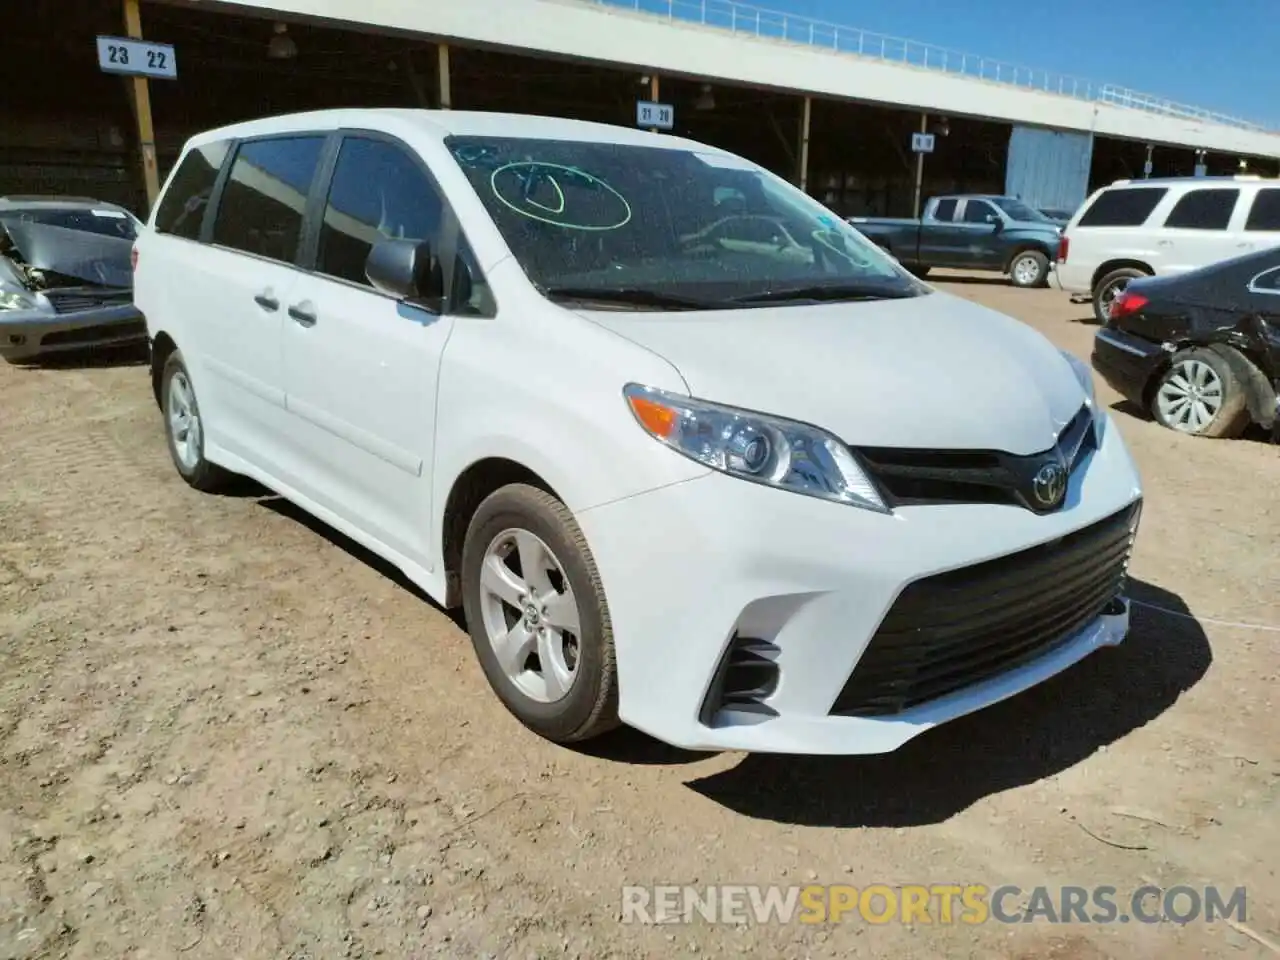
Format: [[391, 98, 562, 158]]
[[161, 350, 232, 492], [1093, 267, 1147, 323], [1009, 250, 1049, 288], [1150, 348, 1250, 439], [460, 483, 619, 743]]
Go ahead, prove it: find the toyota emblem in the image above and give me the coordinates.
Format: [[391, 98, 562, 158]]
[[1031, 461, 1068, 509]]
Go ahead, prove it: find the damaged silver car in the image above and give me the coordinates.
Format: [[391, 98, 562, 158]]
[[0, 196, 145, 363]]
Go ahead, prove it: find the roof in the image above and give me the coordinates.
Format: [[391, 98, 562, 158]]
[[0, 195, 133, 213], [1110, 175, 1280, 187], [183, 108, 734, 156]]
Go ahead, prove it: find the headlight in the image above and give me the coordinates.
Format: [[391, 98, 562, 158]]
[[623, 384, 889, 514], [0, 289, 36, 311], [1061, 350, 1105, 443]]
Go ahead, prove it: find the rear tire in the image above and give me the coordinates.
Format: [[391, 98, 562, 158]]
[[461, 483, 619, 743], [1009, 250, 1049, 288], [1093, 267, 1148, 323], [161, 350, 233, 492], [1150, 348, 1250, 439]]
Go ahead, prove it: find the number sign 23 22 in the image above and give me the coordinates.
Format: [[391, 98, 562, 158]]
[[96, 36, 178, 80]]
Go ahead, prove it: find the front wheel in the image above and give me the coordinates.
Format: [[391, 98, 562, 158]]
[[1150, 348, 1250, 439], [460, 484, 619, 743], [1009, 250, 1049, 288]]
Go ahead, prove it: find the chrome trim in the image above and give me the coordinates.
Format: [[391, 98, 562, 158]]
[[1246, 264, 1280, 296], [1095, 328, 1155, 358]]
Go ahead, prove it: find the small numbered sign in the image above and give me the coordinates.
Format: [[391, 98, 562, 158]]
[[97, 36, 178, 80], [911, 132, 936, 154], [636, 101, 675, 130]]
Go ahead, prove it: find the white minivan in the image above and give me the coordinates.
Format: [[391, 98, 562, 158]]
[[134, 109, 1144, 756], [1054, 175, 1280, 322]]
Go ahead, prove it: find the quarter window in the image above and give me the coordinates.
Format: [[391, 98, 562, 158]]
[[1250, 265, 1280, 293], [1077, 188, 1167, 227], [211, 136, 326, 262], [154, 140, 230, 240], [1163, 188, 1239, 230], [317, 137, 445, 297], [1245, 188, 1280, 231]]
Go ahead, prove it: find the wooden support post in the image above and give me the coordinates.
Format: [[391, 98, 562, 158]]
[[122, 0, 160, 211], [437, 43, 452, 109], [797, 95, 811, 191], [912, 112, 928, 218], [648, 75, 659, 132]]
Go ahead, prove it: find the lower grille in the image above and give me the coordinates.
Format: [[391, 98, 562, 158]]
[[40, 319, 145, 347], [830, 501, 1140, 717], [699, 635, 780, 724], [45, 289, 132, 315]]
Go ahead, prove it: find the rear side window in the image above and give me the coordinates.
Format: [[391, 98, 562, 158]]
[[932, 198, 957, 221], [212, 136, 326, 263], [1163, 188, 1239, 230], [1252, 266, 1280, 293], [1245, 188, 1280, 231], [154, 141, 229, 240], [316, 137, 445, 293], [1077, 187, 1167, 227]]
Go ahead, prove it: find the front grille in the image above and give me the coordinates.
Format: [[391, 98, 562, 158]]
[[40, 319, 145, 347], [699, 635, 781, 725], [830, 500, 1140, 717], [857, 406, 1095, 511], [45, 289, 132, 315]]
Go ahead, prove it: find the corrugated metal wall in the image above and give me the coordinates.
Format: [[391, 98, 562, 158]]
[[1005, 125, 1094, 212]]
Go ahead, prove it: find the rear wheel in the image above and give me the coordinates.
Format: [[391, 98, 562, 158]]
[[1150, 348, 1250, 439], [1093, 267, 1147, 323], [1009, 250, 1049, 288], [162, 350, 233, 492], [461, 483, 619, 743]]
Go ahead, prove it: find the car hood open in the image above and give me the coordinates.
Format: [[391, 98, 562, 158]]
[[0, 219, 133, 289], [583, 292, 1086, 456]]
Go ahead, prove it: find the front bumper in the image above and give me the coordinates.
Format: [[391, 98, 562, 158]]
[[0, 303, 145, 362], [577, 414, 1143, 755], [1091, 326, 1166, 408]]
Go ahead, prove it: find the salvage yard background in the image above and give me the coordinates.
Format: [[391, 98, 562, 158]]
[[0, 278, 1276, 960]]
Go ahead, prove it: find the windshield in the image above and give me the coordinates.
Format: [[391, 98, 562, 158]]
[[989, 198, 1053, 223], [445, 136, 923, 307], [1, 207, 138, 240]]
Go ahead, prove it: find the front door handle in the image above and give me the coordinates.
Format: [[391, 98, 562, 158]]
[[254, 292, 280, 311], [288, 302, 317, 327]]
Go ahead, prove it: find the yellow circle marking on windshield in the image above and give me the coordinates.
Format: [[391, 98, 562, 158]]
[[490, 162, 632, 231]]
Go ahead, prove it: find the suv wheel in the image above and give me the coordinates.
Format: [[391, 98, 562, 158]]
[[1093, 267, 1147, 323], [1151, 348, 1250, 439], [461, 483, 619, 743], [1009, 250, 1049, 288]]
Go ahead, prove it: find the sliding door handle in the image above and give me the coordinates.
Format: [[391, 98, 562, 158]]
[[288, 302, 317, 327]]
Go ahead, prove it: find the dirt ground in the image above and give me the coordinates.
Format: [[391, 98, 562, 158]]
[[1, 275, 1276, 960]]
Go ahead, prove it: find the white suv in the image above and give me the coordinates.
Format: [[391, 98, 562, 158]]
[[1054, 175, 1280, 322], [134, 109, 1143, 756]]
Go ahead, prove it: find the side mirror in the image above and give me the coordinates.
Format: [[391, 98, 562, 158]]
[[986, 214, 1004, 232], [365, 237, 443, 305]]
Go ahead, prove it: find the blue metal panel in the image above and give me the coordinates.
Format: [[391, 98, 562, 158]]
[[1005, 125, 1095, 213]]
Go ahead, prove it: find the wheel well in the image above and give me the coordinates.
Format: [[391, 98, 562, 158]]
[[439, 458, 561, 608], [1090, 260, 1152, 292], [150, 332, 177, 407]]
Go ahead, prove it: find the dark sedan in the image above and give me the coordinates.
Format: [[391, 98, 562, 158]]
[[1091, 246, 1280, 440], [0, 196, 144, 363]]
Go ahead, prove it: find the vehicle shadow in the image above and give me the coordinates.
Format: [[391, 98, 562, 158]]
[[1109, 399, 1147, 421], [682, 577, 1210, 827], [1110, 399, 1277, 445], [928, 273, 1012, 287], [254, 494, 466, 631], [6, 343, 148, 369]]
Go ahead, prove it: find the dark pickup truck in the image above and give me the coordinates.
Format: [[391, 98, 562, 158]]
[[848, 195, 1063, 288]]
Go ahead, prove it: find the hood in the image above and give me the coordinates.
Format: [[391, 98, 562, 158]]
[[0, 219, 133, 289], [583, 292, 1086, 456]]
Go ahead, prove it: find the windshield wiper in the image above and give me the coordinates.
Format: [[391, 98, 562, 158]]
[[732, 283, 919, 305], [540, 286, 726, 311]]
